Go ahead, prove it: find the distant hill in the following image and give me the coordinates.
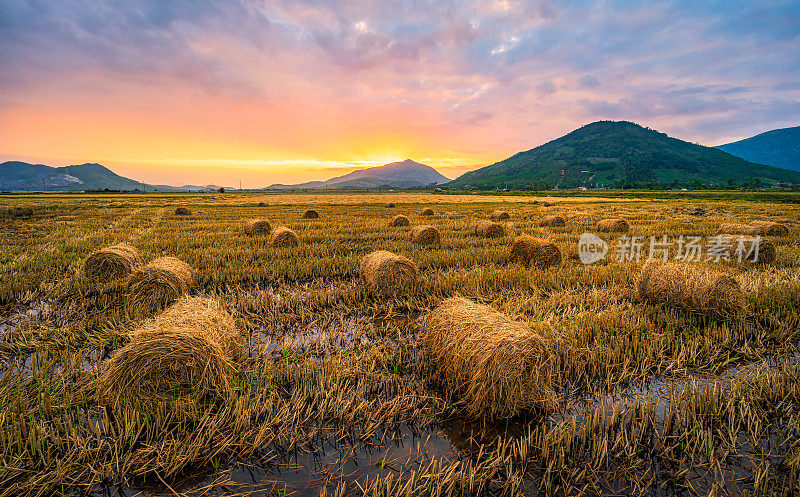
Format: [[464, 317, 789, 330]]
[[0, 161, 150, 191], [716, 126, 800, 172], [0, 161, 231, 192], [446, 121, 800, 190], [267, 159, 450, 190]]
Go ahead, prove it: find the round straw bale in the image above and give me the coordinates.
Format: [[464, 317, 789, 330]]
[[474, 220, 505, 238], [410, 225, 440, 245], [83, 243, 142, 283], [716, 223, 758, 236], [389, 214, 410, 227], [385, 203, 396, 208], [717, 235, 776, 264], [360, 250, 419, 293], [99, 296, 240, 409], [490, 210, 510, 221], [540, 215, 566, 227], [244, 218, 272, 235], [302, 209, 319, 219], [596, 218, 629, 232], [423, 297, 556, 418], [747, 221, 789, 236], [510, 235, 561, 269], [128, 257, 194, 309], [421, 207, 434, 216], [174, 207, 191, 216], [635, 261, 745, 317], [258, 201, 267, 207], [270, 226, 299, 247]]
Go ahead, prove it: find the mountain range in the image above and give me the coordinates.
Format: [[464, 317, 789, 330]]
[[0, 161, 231, 192], [266, 159, 449, 190], [2, 121, 799, 191], [447, 121, 800, 189], [716, 126, 800, 172]]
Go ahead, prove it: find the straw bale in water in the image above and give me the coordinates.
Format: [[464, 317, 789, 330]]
[[423, 297, 556, 418], [635, 261, 745, 317]]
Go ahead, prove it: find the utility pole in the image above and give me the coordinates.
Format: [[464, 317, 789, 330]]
[[239, 180, 242, 191]]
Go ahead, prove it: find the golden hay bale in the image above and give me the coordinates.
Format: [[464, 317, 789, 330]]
[[258, 201, 267, 207], [302, 209, 319, 219], [749, 221, 789, 236], [636, 261, 745, 317], [719, 221, 789, 237], [389, 214, 410, 227], [421, 207, 434, 216], [423, 297, 556, 418], [174, 207, 191, 216], [597, 218, 629, 232], [82, 243, 142, 282], [270, 226, 299, 247], [385, 203, 396, 208], [474, 220, 505, 238], [359, 250, 419, 293], [99, 296, 240, 408], [716, 235, 776, 264], [490, 210, 510, 221], [244, 218, 272, 235], [128, 257, 194, 309], [540, 215, 566, 227], [410, 225, 440, 245], [510, 235, 561, 269], [716, 223, 758, 236]]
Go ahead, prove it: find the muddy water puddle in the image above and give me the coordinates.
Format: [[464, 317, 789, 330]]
[[94, 424, 459, 497]]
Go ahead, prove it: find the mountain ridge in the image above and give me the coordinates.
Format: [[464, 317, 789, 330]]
[[0, 161, 232, 191], [266, 159, 450, 190], [716, 125, 800, 172], [446, 121, 800, 189]]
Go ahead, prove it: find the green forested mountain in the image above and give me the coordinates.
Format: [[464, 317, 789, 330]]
[[447, 121, 800, 189], [716, 126, 800, 172]]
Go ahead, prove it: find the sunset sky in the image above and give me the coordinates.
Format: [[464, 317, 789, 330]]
[[1, 0, 799, 187]]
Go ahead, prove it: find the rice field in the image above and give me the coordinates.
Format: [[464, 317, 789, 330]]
[[1, 191, 799, 496]]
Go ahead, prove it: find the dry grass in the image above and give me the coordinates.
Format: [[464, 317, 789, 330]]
[[597, 218, 629, 232], [359, 250, 419, 294], [421, 207, 434, 216], [302, 209, 319, 219], [540, 215, 565, 227], [128, 256, 194, 309], [423, 297, 556, 418], [98, 296, 239, 409], [244, 218, 272, 235], [636, 261, 745, 317], [389, 214, 410, 227], [270, 226, 300, 246], [410, 225, 440, 245], [490, 210, 510, 221], [174, 207, 191, 216], [509, 235, 561, 269], [474, 220, 505, 238], [82, 243, 142, 283]]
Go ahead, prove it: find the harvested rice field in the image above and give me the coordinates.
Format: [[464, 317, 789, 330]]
[[1, 191, 800, 497]]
